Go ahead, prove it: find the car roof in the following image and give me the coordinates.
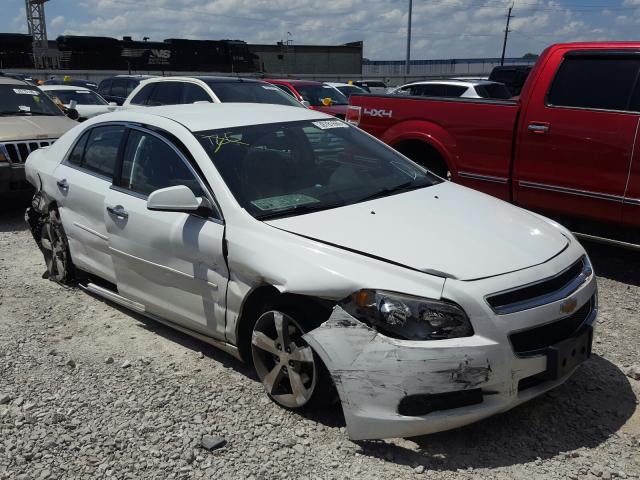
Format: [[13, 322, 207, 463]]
[[402, 79, 500, 87], [265, 79, 324, 86], [95, 103, 331, 132], [325, 82, 356, 87], [0, 77, 29, 86], [140, 76, 264, 84], [39, 85, 92, 91]]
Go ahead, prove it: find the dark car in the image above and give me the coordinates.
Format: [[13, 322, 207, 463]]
[[488, 65, 533, 96], [97, 75, 154, 105], [43, 77, 99, 91], [0, 72, 37, 85]]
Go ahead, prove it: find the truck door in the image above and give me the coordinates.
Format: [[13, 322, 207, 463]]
[[514, 50, 640, 226], [623, 81, 640, 228]]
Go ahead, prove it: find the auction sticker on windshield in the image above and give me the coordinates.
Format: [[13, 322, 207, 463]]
[[251, 194, 320, 211], [13, 89, 39, 95], [312, 120, 348, 130]]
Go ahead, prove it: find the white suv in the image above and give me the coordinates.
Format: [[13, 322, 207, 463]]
[[123, 76, 302, 109], [390, 79, 512, 99]]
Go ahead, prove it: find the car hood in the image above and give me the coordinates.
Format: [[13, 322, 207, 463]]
[[265, 182, 568, 281], [0, 115, 77, 141]]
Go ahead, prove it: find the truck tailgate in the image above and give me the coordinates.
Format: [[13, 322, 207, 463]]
[[349, 95, 520, 201]]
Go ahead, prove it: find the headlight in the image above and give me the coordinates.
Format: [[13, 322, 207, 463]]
[[340, 289, 473, 340]]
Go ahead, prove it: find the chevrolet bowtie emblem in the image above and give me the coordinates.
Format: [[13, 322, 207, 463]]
[[560, 297, 578, 315]]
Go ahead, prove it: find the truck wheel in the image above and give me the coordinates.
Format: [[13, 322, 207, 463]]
[[251, 308, 336, 410], [40, 209, 74, 283]]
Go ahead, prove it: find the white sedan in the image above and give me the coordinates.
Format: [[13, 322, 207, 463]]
[[39, 85, 119, 121], [24, 103, 597, 440]]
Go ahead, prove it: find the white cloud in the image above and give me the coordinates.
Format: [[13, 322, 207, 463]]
[[51, 15, 65, 28]]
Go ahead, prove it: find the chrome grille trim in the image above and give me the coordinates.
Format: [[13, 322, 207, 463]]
[[0, 139, 56, 164], [486, 256, 592, 315]]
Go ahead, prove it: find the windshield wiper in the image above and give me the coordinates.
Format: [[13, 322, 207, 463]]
[[356, 180, 427, 203], [0, 110, 58, 116], [255, 202, 344, 220]]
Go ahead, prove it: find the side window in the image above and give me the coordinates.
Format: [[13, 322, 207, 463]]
[[130, 84, 154, 105], [182, 83, 212, 103], [111, 79, 127, 98], [148, 82, 184, 106], [67, 130, 90, 166], [119, 130, 204, 197], [548, 57, 640, 111], [82, 125, 125, 178], [125, 80, 138, 96], [98, 79, 112, 95], [445, 85, 467, 97]]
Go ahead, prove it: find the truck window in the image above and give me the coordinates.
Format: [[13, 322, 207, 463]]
[[547, 57, 640, 112]]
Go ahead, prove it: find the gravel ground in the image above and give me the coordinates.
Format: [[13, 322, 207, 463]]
[[1, 198, 639, 480]]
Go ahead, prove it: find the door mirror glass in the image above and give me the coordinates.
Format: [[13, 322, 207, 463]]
[[300, 100, 311, 108], [147, 185, 207, 214], [65, 107, 79, 120]]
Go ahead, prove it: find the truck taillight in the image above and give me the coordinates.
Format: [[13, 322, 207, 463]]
[[345, 105, 361, 126]]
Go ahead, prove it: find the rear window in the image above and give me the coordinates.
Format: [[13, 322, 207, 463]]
[[148, 82, 183, 106], [547, 57, 640, 112], [206, 82, 302, 107]]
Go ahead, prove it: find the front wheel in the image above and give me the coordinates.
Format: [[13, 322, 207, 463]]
[[251, 309, 333, 409]]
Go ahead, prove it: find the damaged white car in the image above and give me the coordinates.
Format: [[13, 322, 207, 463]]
[[24, 103, 597, 440]]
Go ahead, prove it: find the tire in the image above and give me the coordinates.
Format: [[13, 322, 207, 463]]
[[250, 308, 336, 410], [39, 209, 74, 283]]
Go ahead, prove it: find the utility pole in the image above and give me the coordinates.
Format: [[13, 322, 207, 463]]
[[405, 0, 412, 75], [500, 3, 513, 66]]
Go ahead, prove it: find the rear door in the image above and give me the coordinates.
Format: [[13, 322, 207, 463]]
[[514, 50, 640, 225], [53, 124, 126, 283], [104, 126, 228, 339]]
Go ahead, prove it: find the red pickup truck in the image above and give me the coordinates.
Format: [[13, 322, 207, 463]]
[[347, 42, 640, 248]]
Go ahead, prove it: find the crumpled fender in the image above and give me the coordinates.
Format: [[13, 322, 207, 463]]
[[303, 306, 506, 440]]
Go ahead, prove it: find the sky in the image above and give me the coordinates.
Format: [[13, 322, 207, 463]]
[[3, 0, 640, 60]]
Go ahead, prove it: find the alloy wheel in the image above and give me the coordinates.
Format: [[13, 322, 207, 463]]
[[251, 310, 317, 408]]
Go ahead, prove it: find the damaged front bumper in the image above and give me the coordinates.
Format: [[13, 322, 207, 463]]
[[304, 293, 596, 440]]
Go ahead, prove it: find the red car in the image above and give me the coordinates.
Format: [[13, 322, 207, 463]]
[[264, 79, 349, 119], [347, 42, 640, 248]]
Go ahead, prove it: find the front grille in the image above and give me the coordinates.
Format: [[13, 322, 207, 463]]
[[486, 256, 591, 314], [509, 295, 595, 355], [1, 140, 54, 164]]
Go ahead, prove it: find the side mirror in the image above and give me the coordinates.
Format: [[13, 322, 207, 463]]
[[147, 185, 212, 217], [65, 108, 79, 120], [108, 102, 118, 107], [300, 100, 311, 108]]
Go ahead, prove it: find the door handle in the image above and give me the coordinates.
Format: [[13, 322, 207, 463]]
[[527, 123, 550, 135], [106, 205, 129, 219], [56, 179, 69, 190]]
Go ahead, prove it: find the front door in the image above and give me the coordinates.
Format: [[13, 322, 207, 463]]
[[104, 126, 229, 339], [514, 49, 640, 225]]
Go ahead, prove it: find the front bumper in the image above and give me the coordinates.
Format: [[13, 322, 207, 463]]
[[0, 163, 30, 193], [304, 266, 597, 440]]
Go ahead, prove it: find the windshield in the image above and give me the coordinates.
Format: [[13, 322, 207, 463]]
[[196, 120, 441, 219], [475, 83, 512, 99], [0, 85, 63, 116], [46, 89, 108, 106], [336, 85, 367, 97], [295, 85, 348, 106], [206, 82, 303, 107]]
